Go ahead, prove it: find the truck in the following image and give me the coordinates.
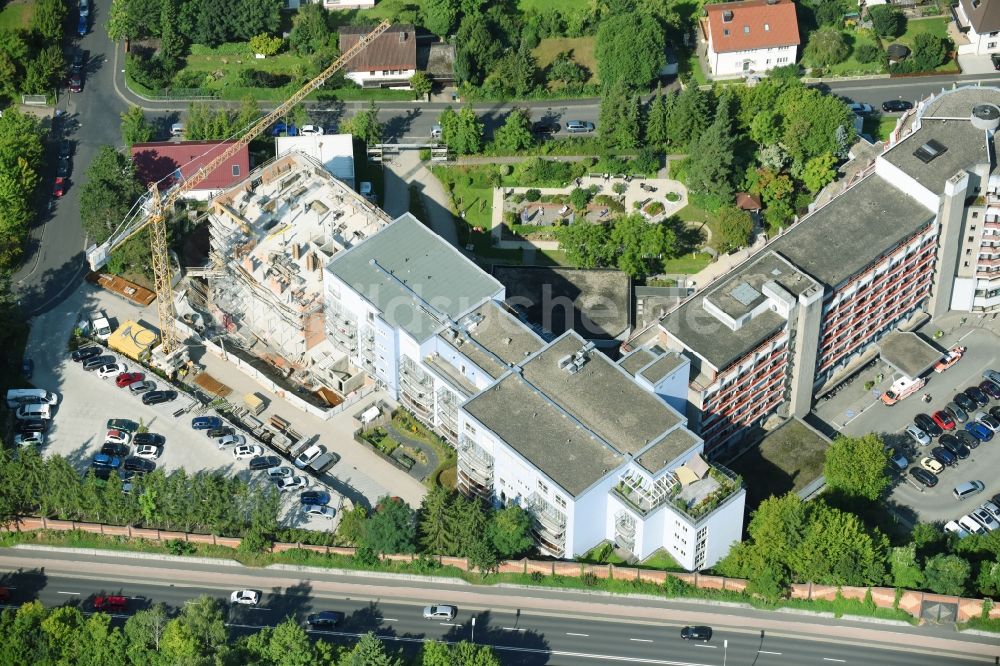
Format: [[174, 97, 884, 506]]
[[91, 311, 112, 341], [880, 376, 926, 406], [6, 388, 57, 408]]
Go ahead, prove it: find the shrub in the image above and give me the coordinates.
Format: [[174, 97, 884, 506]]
[[569, 187, 592, 209], [249, 34, 283, 57], [804, 27, 850, 66], [525, 188, 542, 202], [869, 6, 906, 38], [612, 182, 626, 195], [237, 69, 291, 88], [419, 148, 431, 161], [855, 43, 883, 64]]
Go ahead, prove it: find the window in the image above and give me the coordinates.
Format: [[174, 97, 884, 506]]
[[231, 165, 240, 177], [777, 57, 789, 64], [969, 236, 975, 242], [764, 23, 770, 31], [766, 59, 771, 65], [369, 70, 375, 75], [964, 261, 971, 267], [723, 28, 730, 36], [465, 422, 476, 434], [991, 42, 998, 49], [537, 479, 549, 495], [743, 26, 750, 33], [973, 212, 980, 218], [382, 70, 390, 75], [555, 495, 566, 508]]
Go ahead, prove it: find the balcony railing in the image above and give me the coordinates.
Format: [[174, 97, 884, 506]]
[[458, 468, 493, 499], [527, 493, 566, 532]]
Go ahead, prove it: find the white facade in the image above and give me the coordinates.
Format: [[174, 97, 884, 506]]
[[954, 2, 1000, 55], [275, 135, 355, 188], [345, 68, 416, 88], [706, 43, 796, 77]]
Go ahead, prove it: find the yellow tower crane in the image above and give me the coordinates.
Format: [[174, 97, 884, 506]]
[[87, 20, 391, 371]]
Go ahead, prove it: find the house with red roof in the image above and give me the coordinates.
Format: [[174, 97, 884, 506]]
[[703, 0, 800, 77], [129, 140, 251, 201]]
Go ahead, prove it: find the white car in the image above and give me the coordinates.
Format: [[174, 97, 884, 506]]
[[422, 605, 457, 620], [302, 504, 335, 519], [920, 457, 944, 474], [267, 466, 293, 479], [944, 520, 969, 538], [958, 514, 987, 536], [274, 475, 308, 492], [974, 411, 1000, 432], [971, 507, 1000, 531], [105, 429, 131, 446], [97, 363, 127, 379], [295, 443, 325, 469], [233, 443, 265, 460], [135, 444, 160, 460], [14, 432, 45, 446], [217, 434, 246, 449], [983, 500, 1000, 523], [230, 589, 260, 605], [299, 124, 324, 135], [905, 424, 931, 446]]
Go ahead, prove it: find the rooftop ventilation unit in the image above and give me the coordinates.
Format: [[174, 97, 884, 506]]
[[913, 139, 948, 164], [971, 104, 1000, 131], [722, 10, 734, 22]]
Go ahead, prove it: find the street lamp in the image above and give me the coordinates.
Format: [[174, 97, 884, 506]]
[[471, 616, 476, 644]]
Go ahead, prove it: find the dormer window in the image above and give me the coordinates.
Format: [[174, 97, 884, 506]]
[[724, 28, 730, 36], [764, 23, 770, 30]]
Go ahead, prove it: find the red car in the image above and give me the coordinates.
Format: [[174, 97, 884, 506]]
[[68, 73, 82, 92], [116, 372, 144, 388], [932, 410, 956, 431], [52, 177, 65, 198], [92, 595, 127, 612]]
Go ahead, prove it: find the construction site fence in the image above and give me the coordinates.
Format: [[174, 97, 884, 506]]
[[6, 517, 1000, 623]]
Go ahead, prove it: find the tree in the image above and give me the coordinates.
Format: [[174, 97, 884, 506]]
[[161, 595, 228, 662], [645, 85, 673, 148], [423, 0, 461, 37], [21, 44, 64, 95], [124, 604, 170, 664], [910, 33, 947, 71], [79, 146, 149, 276], [802, 152, 838, 193], [923, 554, 970, 595], [868, 6, 906, 38], [483, 46, 538, 98], [667, 84, 710, 148], [289, 2, 332, 55], [549, 51, 588, 86], [410, 71, 433, 100], [230, 0, 282, 42], [341, 632, 401, 666], [107, 0, 140, 41], [824, 433, 891, 501], [595, 12, 665, 88], [121, 106, 155, 149], [804, 26, 850, 66], [337, 505, 369, 545], [249, 33, 283, 57], [31, 0, 68, 44], [488, 504, 534, 558], [340, 100, 383, 146], [418, 486, 456, 555], [977, 558, 1000, 596], [363, 497, 417, 555], [889, 544, 924, 589], [242, 617, 317, 665], [556, 219, 612, 268], [492, 108, 535, 152], [455, 13, 505, 85], [855, 43, 883, 64], [421, 640, 453, 666], [452, 641, 502, 666], [685, 105, 738, 203], [717, 206, 753, 252], [778, 86, 854, 170], [439, 106, 483, 154]]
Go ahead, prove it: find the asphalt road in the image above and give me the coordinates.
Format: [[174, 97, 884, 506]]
[[0, 549, 992, 665]]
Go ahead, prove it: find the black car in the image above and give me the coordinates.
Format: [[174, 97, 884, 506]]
[[83, 355, 116, 371], [142, 390, 177, 405], [931, 446, 958, 467], [965, 386, 990, 407], [680, 625, 712, 641], [101, 442, 129, 457], [91, 466, 112, 481], [531, 121, 561, 135], [56, 158, 71, 178], [909, 467, 938, 487], [16, 419, 48, 434], [306, 610, 345, 628], [206, 426, 234, 439], [881, 99, 913, 113], [938, 434, 970, 459], [58, 140, 73, 160], [71, 346, 101, 362], [249, 455, 280, 471], [123, 457, 155, 473], [990, 406, 1000, 422], [71, 50, 86, 74], [993, 493, 1000, 508], [914, 413, 942, 437], [132, 432, 164, 446], [980, 380, 1000, 400], [955, 429, 980, 450], [954, 392, 978, 412]]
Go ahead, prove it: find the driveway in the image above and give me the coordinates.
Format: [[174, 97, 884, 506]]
[[383, 150, 458, 247]]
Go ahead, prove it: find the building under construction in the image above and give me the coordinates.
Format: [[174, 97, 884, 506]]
[[204, 151, 390, 400]]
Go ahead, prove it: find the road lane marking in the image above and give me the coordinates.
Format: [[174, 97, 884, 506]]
[[823, 659, 846, 663], [503, 627, 525, 632], [694, 644, 716, 649], [56, 591, 81, 595], [758, 650, 782, 655], [440, 622, 458, 626], [566, 632, 589, 637], [382, 617, 398, 622], [630, 638, 653, 643]]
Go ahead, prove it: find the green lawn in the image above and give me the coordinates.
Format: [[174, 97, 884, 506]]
[[895, 16, 959, 72], [674, 201, 721, 252], [661, 252, 713, 274], [821, 38, 886, 76], [532, 37, 599, 87], [639, 549, 684, 571], [679, 47, 709, 86], [0, 0, 33, 31]]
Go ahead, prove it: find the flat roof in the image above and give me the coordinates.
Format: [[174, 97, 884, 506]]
[[619, 349, 657, 377], [463, 372, 622, 497], [882, 116, 991, 194], [635, 427, 700, 475], [444, 301, 545, 379], [275, 136, 355, 184], [326, 214, 504, 343], [704, 251, 816, 319], [878, 331, 942, 378], [639, 353, 687, 384], [520, 332, 681, 456]]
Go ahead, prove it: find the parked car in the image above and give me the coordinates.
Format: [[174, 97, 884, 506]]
[[939, 434, 970, 459], [269, 122, 297, 137], [97, 363, 127, 379], [71, 346, 101, 362], [945, 402, 969, 423], [931, 410, 956, 431], [83, 355, 116, 371], [71, 50, 86, 73], [965, 421, 994, 442], [16, 420, 48, 434], [990, 406, 1000, 422], [107, 418, 138, 433], [847, 102, 874, 115], [217, 433, 246, 449], [889, 451, 908, 471], [905, 424, 930, 446], [430, 124, 442, 139], [105, 429, 130, 446], [909, 467, 938, 488], [982, 500, 1000, 523], [92, 453, 121, 469], [56, 158, 71, 178], [230, 590, 260, 605], [954, 480, 986, 500], [975, 411, 1000, 432], [133, 444, 159, 460], [531, 121, 561, 135], [132, 432, 164, 447], [955, 429, 980, 450], [881, 99, 913, 113], [914, 413, 942, 437], [302, 504, 336, 519], [306, 611, 344, 628], [958, 514, 987, 536], [77, 13, 87, 36], [249, 455, 280, 471], [128, 380, 155, 394], [294, 443, 325, 469], [233, 444, 264, 460], [68, 73, 82, 92], [564, 120, 595, 133], [680, 625, 713, 641], [192, 416, 223, 430], [300, 491, 331, 506], [954, 392, 978, 412], [267, 466, 294, 479], [14, 432, 45, 447], [920, 456, 944, 474], [422, 605, 457, 620], [971, 507, 999, 531], [274, 475, 308, 492], [944, 520, 970, 538], [965, 386, 990, 407], [58, 140, 73, 160], [142, 390, 177, 405], [299, 124, 324, 135], [52, 177, 66, 198], [981, 380, 1000, 400], [101, 441, 129, 457], [307, 452, 340, 474], [123, 457, 155, 473], [116, 372, 144, 388], [206, 426, 234, 439], [930, 446, 958, 467]]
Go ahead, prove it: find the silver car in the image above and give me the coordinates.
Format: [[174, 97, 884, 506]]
[[422, 604, 457, 620]]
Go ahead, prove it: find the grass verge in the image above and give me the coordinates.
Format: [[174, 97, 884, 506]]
[[532, 36, 599, 87]]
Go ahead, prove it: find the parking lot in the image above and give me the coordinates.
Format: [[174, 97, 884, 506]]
[[814, 326, 1000, 524]]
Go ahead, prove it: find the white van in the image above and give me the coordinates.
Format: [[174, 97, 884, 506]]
[[170, 123, 185, 137], [16, 403, 52, 420], [6, 388, 57, 408]]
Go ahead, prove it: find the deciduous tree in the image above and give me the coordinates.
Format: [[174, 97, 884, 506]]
[[423, 0, 461, 37], [492, 108, 535, 152], [439, 106, 483, 154], [595, 12, 665, 88], [121, 105, 155, 149], [923, 554, 970, 595], [363, 497, 417, 555], [488, 504, 534, 558], [717, 206, 753, 252], [823, 433, 891, 501], [869, 5, 906, 38], [410, 71, 433, 100], [804, 26, 850, 66], [340, 100, 383, 146]]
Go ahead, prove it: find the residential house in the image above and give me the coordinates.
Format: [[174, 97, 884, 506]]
[[703, 0, 800, 77], [339, 24, 417, 88], [953, 0, 1000, 56], [130, 140, 250, 201]]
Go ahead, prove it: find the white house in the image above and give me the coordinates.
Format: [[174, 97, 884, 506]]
[[339, 24, 417, 88], [704, 0, 800, 77], [275, 134, 356, 188], [953, 0, 1000, 55]]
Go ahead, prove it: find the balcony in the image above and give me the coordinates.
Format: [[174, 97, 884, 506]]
[[458, 467, 493, 500], [527, 493, 567, 532]]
